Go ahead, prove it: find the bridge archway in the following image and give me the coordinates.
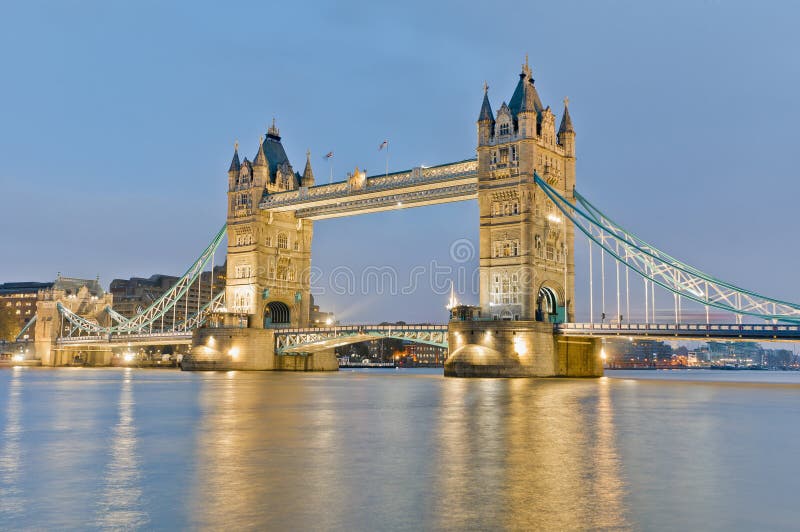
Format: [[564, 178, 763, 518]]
[[536, 286, 563, 323], [264, 301, 291, 328]]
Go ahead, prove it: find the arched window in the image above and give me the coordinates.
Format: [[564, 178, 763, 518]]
[[265, 235, 272, 247], [293, 240, 300, 251], [235, 264, 252, 279], [277, 233, 288, 249]]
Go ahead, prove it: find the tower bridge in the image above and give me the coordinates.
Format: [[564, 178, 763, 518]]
[[13, 57, 800, 376]]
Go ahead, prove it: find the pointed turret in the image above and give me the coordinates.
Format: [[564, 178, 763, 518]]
[[254, 135, 268, 167], [227, 141, 240, 191], [477, 82, 494, 122], [558, 97, 576, 157], [302, 149, 315, 187], [228, 141, 240, 173], [252, 135, 269, 186], [558, 97, 574, 134], [477, 82, 495, 146]]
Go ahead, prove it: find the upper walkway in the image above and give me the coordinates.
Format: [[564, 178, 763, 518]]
[[259, 159, 478, 219]]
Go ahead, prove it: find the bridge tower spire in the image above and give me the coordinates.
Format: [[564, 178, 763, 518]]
[[224, 121, 313, 331], [302, 149, 315, 187], [476, 58, 576, 323], [446, 58, 599, 378]]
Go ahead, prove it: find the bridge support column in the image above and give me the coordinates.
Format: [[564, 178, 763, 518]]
[[444, 320, 603, 378], [184, 325, 276, 371], [277, 349, 339, 371]]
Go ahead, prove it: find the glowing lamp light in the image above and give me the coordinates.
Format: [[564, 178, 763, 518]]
[[123, 352, 135, 362], [600, 349, 607, 362], [547, 214, 562, 224], [11, 354, 24, 362], [228, 347, 239, 359], [513, 336, 527, 356], [207, 336, 215, 348], [325, 317, 333, 326]]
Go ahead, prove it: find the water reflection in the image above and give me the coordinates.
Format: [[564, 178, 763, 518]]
[[0, 368, 786, 529], [436, 377, 630, 531], [96, 370, 148, 529], [0, 367, 25, 519]]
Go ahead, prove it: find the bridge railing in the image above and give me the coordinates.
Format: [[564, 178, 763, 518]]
[[58, 335, 108, 344], [558, 322, 800, 338], [274, 324, 448, 335]]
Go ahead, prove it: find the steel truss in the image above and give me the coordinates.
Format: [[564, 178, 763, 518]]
[[14, 314, 37, 341], [56, 224, 227, 337], [534, 175, 800, 323], [274, 324, 448, 352]]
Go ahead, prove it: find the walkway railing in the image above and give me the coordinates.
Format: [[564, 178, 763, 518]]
[[558, 322, 800, 340]]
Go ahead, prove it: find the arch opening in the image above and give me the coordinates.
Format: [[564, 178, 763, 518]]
[[536, 286, 564, 323], [264, 301, 291, 328]]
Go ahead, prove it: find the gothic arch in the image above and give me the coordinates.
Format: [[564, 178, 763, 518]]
[[263, 301, 291, 328], [535, 283, 564, 323]]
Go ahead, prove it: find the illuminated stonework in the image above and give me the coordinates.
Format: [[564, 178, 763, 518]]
[[476, 58, 576, 323]]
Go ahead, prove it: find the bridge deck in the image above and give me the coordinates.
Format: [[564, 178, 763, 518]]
[[558, 323, 800, 342], [259, 160, 477, 219]]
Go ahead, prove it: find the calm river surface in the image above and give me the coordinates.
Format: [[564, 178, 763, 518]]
[[1, 367, 799, 531]]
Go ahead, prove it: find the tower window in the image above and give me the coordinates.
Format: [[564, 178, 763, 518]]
[[277, 233, 288, 249], [265, 236, 272, 247], [499, 123, 510, 136]]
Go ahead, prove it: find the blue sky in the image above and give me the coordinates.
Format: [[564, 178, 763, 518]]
[[1, 1, 799, 324]]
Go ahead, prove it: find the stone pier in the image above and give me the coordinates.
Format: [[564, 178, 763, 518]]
[[182, 315, 338, 372], [444, 319, 603, 378]]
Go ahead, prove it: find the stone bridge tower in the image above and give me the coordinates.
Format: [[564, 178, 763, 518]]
[[476, 58, 576, 324], [445, 58, 600, 378], [225, 121, 314, 329]]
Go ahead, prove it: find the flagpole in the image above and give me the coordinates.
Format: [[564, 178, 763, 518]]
[[385, 142, 389, 178]]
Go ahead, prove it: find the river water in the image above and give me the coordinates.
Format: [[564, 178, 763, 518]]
[[0, 367, 798, 531]]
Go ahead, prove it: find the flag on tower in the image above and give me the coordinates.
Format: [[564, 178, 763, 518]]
[[324, 151, 334, 159], [378, 140, 388, 151]]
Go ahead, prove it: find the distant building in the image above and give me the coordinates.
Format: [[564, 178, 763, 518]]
[[0, 282, 51, 339], [0, 274, 105, 340], [604, 339, 674, 367], [404, 342, 447, 366], [309, 294, 335, 325]]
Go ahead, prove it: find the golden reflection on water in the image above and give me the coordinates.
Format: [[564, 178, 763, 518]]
[[0, 367, 24, 518], [436, 377, 630, 531], [187, 373, 632, 530], [96, 370, 148, 529]]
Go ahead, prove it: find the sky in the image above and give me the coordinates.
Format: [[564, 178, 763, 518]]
[[1, 0, 799, 324]]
